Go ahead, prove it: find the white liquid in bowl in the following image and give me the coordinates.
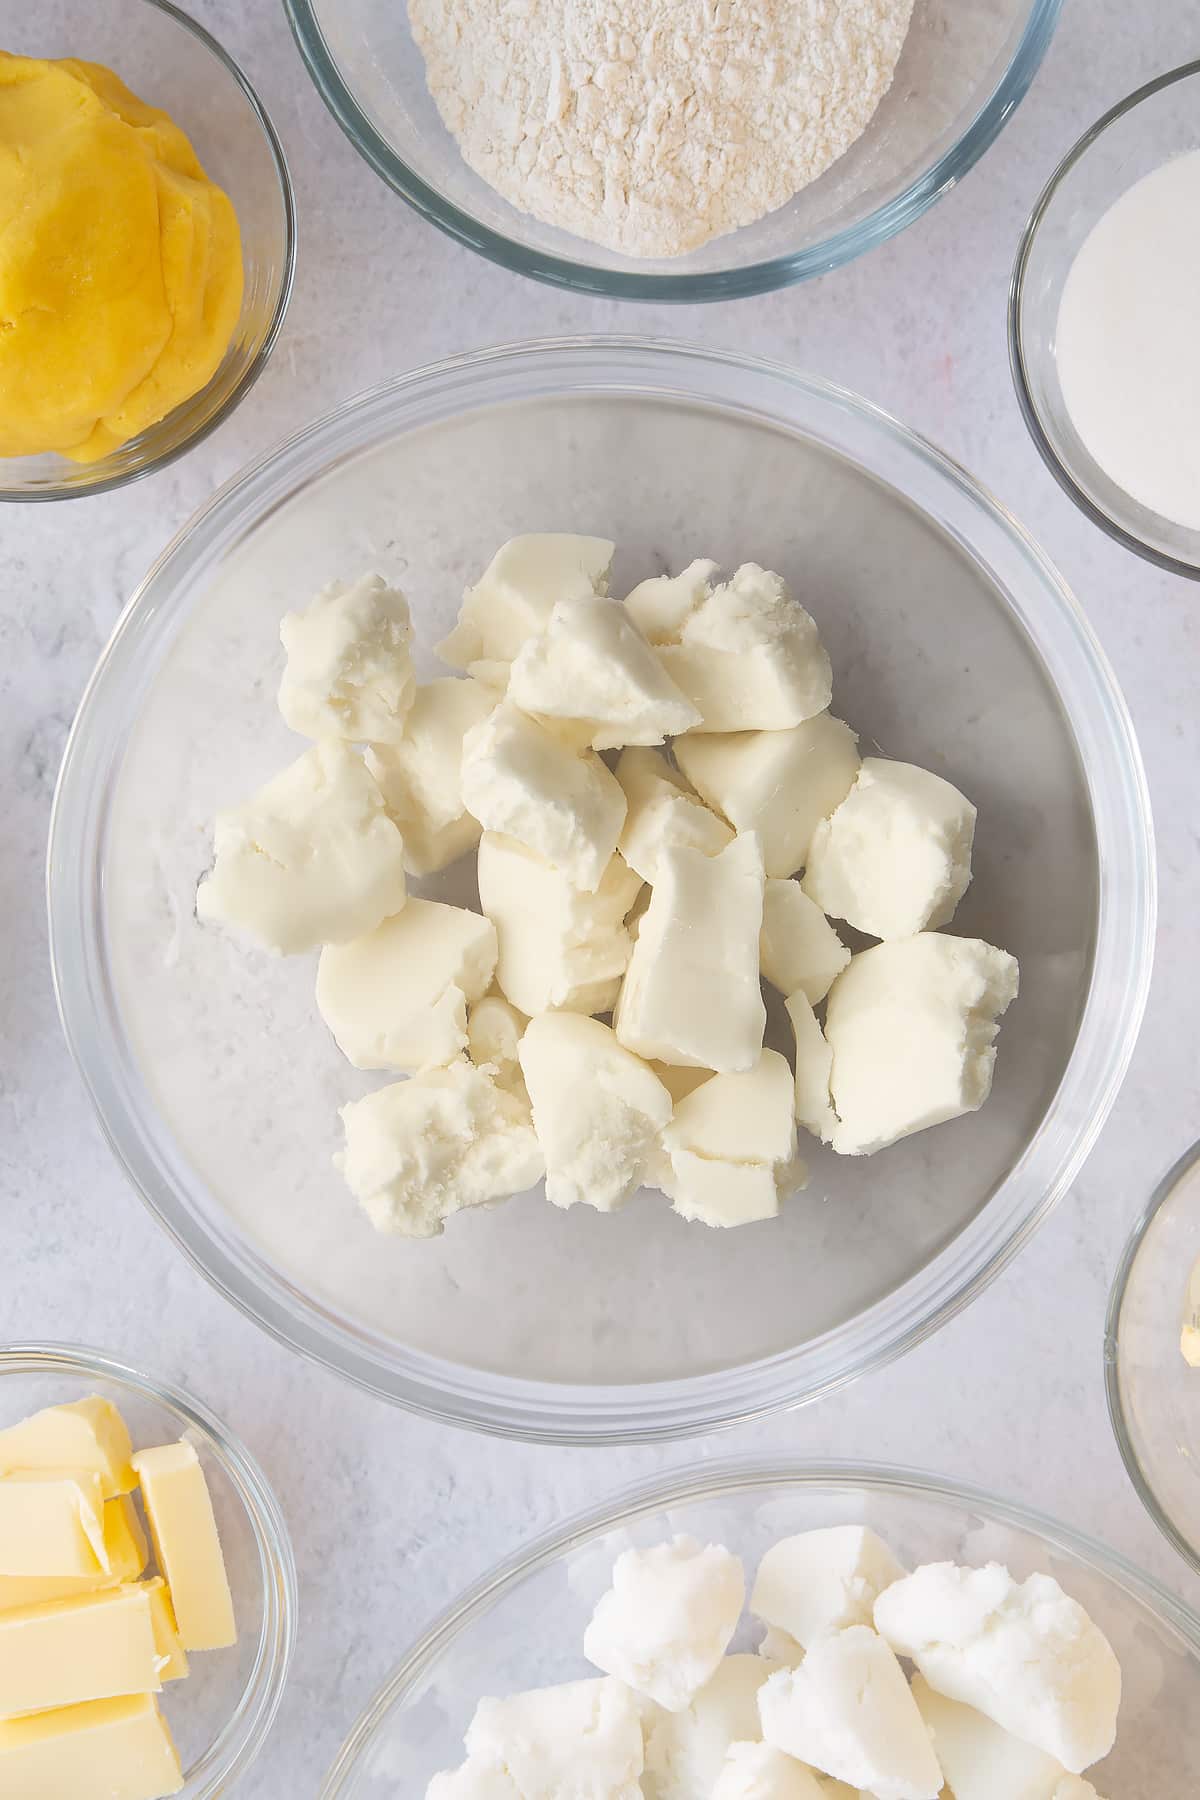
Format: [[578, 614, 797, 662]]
[[1057, 148, 1200, 532]]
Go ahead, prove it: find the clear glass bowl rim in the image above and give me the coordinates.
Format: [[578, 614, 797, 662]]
[[282, 0, 1062, 301], [320, 1452, 1200, 1797], [47, 335, 1156, 1445], [1105, 1136, 1200, 1578], [1008, 57, 1200, 580], [0, 1340, 298, 1793], [0, 0, 298, 505]]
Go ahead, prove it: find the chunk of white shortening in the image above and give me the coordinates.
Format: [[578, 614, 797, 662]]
[[649, 565, 832, 733], [802, 759, 976, 940], [438, 535, 615, 679], [711, 1741, 828, 1800], [760, 882, 850, 1004], [784, 993, 838, 1144], [278, 573, 415, 744], [643, 1655, 781, 1800], [461, 702, 626, 892], [584, 1536, 745, 1713], [463, 1676, 644, 1800], [336, 1061, 543, 1238], [624, 558, 719, 644], [911, 1674, 1100, 1800], [660, 1051, 804, 1228], [614, 834, 765, 1072], [758, 1627, 942, 1800], [874, 1563, 1120, 1775], [467, 995, 529, 1103], [316, 898, 496, 1071], [615, 747, 733, 883], [508, 594, 700, 748], [518, 1013, 672, 1212], [752, 1528, 907, 1651], [675, 714, 859, 877], [426, 1756, 521, 1799], [824, 935, 1019, 1156], [365, 675, 494, 874], [197, 741, 407, 954], [477, 833, 642, 1017]]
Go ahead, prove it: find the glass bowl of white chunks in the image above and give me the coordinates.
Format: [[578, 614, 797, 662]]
[[322, 1460, 1200, 1798], [49, 339, 1154, 1441]]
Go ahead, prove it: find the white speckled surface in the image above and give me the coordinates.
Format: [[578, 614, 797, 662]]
[[2, 0, 1199, 1789]]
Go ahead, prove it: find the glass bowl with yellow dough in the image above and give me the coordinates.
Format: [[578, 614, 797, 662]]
[[0, 1342, 296, 1796], [0, 0, 294, 501]]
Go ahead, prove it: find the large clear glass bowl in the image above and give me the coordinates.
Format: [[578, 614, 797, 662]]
[[1009, 61, 1200, 578], [0, 0, 295, 501], [284, 0, 1060, 300], [48, 339, 1154, 1443], [0, 1343, 296, 1795], [320, 1459, 1200, 1796], [1107, 1139, 1200, 1577]]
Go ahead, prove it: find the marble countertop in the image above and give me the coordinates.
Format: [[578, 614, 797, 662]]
[[3, 0, 1199, 1789]]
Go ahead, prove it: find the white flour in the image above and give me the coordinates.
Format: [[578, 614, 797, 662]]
[[407, 0, 915, 257]]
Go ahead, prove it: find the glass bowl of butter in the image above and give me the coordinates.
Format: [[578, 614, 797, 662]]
[[1107, 1140, 1200, 1579], [0, 1342, 296, 1796], [0, 0, 295, 501], [48, 339, 1154, 1442], [320, 1459, 1200, 1797]]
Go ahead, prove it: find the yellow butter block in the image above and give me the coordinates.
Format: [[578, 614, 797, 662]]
[[0, 1492, 147, 1611], [0, 1693, 183, 1798], [0, 1584, 161, 1717], [0, 1469, 108, 1576], [0, 1397, 136, 1498], [131, 1442, 236, 1651], [139, 1577, 189, 1682]]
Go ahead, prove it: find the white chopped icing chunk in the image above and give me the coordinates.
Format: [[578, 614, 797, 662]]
[[336, 1060, 543, 1237], [197, 740, 407, 954], [802, 758, 976, 940], [316, 898, 496, 1071], [518, 1013, 672, 1213], [824, 935, 1019, 1156], [758, 1627, 943, 1800], [584, 1536, 745, 1713], [873, 1563, 1120, 1775], [461, 701, 626, 892], [278, 573, 415, 744], [675, 714, 859, 877]]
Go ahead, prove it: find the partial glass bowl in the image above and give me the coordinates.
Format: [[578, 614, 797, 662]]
[[1107, 1139, 1200, 1577], [48, 338, 1154, 1443], [285, 0, 1060, 300], [0, 1343, 296, 1794], [0, 0, 295, 502], [1010, 60, 1200, 578], [321, 1458, 1200, 1796]]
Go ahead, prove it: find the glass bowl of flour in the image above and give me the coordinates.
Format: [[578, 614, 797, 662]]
[[283, 0, 1061, 299], [1010, 61, 1200, 579], [49, 339, 1153, 1441], [320, 1461, 1200, 1798]]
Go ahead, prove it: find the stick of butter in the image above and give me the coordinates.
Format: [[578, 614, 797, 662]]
[[0, 1584, 161, 1715], [0, 1493, 147, 1613], [139, 1577, 189, 1683], [0, 1693, 183, 1799], [131, 1442, 237, 1652], [0, 1397, 135, 1498], [0, 1469, 108, 1576]]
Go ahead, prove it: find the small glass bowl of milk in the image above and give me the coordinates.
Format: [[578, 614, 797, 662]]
[[1010, 59, 1200, 578]]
